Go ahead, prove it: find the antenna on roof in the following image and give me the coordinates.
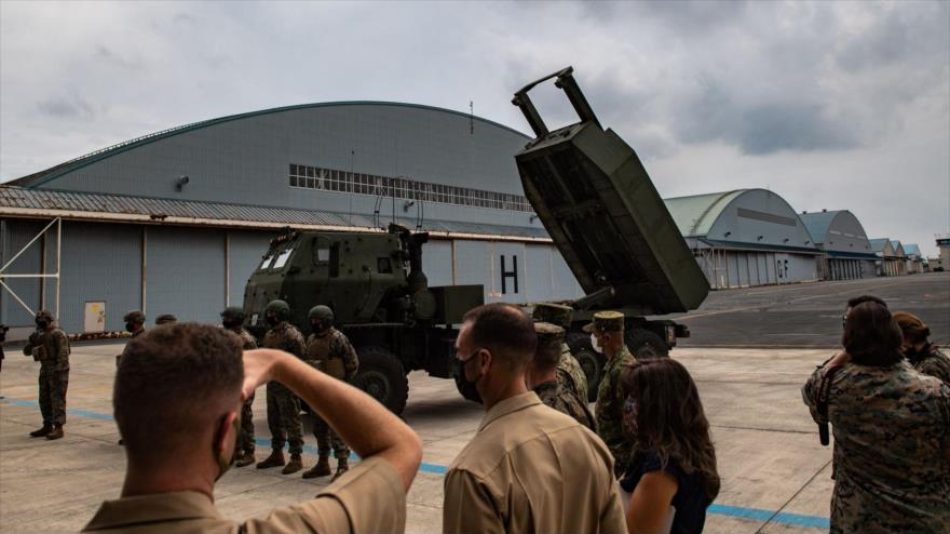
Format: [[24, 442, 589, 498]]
[[469, 101, 474, 135]]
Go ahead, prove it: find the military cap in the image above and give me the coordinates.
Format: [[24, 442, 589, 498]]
[[531, 303, 573, 329], [35, 309, 55, 322], [582, 310, 625, 333], [123, 310, 146, 324], [534, 321, 566, 343], [220, 306, 246, 322], [154, 314, 177, 325]]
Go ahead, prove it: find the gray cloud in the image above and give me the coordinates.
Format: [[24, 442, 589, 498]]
[[36, 93, 95, 120]]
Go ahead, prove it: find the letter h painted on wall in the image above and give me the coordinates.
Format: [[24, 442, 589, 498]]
[[500, 255, 519, 295]]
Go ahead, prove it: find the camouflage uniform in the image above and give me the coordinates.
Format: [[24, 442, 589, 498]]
[[230, 328, 258, 456], [24, 326, 71, 426], [534, 380, 597, 432], [262, 321, 306, 455], [595, 345, 636, 475], [531, 303, 589, 403], [907, 344, 950, 387], [802, 360, 950, 533], [303, 327, 358, 460], [556, 344, 588, 402]]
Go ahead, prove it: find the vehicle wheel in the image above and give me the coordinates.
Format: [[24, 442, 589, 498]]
[[625, 329, 669, 360], [567, 333, 605, 403], [452, 359, 483, 404], [351, 346, 409, 414]]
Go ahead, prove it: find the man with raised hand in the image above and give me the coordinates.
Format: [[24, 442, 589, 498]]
[[83, 323, 422, 533]]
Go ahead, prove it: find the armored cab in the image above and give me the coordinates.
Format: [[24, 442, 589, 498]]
[[243, 224, 483, 413], [513, 67, 710, 398]]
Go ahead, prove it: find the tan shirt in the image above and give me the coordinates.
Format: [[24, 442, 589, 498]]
[[443, 392, 626, 534], [82, 456, 406, 534]]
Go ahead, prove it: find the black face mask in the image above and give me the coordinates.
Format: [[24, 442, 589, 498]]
[[456, 351, 484, 404], [36, 320, 49, 330], [265, 314, 280, 327], [125, 322, 136, 333], [222, 319, 241, 330], [311, 320, 327, 334]]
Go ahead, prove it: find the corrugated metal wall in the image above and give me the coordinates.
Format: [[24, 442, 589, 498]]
[[695, 249, 819, 290], [60, 222, 143, 332], [1, 218, 585, 333]]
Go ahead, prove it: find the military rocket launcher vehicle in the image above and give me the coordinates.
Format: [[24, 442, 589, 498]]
[[513, 67, 710, 399], [243, 224, 483, 413]]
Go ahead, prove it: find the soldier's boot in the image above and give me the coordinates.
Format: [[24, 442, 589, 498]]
[[301, 455, 331, 479], [256, 450, 285, 469], [46, 424, 64, 440], [29, 424, 52, 438], [330, 457, 349, 482], [281, 454, 303, 475], [235, 451, 256, 468]]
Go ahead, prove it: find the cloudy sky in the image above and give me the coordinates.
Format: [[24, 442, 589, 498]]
[[1, 1, 947, 255]]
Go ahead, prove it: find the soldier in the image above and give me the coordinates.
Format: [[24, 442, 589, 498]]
[[154, 314, 177, 325], [587, 310, 637, 476], [802, 300, 950, 533], [527, 322, 596, 431], [532, 303, 588, 402], [22, 310, 70, 440], [443, 304, 625, 534], [116, 310, 146, 446], [82, 324, 422, 533], [123, 310, 146, 338], [301, 305, 359, 481], [0, 324, 7, 400], [256, 299, 307, 475], [220, 306, 258, 467], [893, 311, 950, 386]]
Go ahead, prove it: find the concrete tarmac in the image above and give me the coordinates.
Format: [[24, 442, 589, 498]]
[[2, 273, 948, 533], [2, 344, 836, 533]]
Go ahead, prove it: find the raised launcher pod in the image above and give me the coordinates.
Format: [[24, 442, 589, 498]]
[[512, 67, 709, 315]]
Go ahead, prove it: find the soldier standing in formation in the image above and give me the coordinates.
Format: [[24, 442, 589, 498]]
[[220, 306, 259, 467], [587, 310, 638, 476], [123, 311, 146, 338], [23, 310, 71, 440], [256, 299, 307, 475], [301, 305, 359, 481], [893, 311, 950, 386], [0, 323, 8, 399], [802, 299, 950, 533], [528, 322, 597, 431], [532, 303, 588, 401]]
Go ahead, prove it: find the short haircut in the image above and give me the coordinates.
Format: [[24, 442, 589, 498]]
[[533, 334, 562, 371], [462, 303, 537, 368], [114, 323, 243, 461], [842, 301, 903, 366], [847, 295, 887, 309]]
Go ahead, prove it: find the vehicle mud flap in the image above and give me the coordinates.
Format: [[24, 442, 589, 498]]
[[351, 346, 409, 414], [567, 333, 605, 403]]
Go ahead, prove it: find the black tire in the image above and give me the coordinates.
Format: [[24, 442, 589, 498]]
[[567, 333, 605, 403], [351, 346, 409, 414], [625, 329, 669, 360]]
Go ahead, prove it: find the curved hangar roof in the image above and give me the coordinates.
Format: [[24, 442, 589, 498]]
[[664, 188, 818, 253], [9, 102, 532, 224], [800, 210, 876, 258]]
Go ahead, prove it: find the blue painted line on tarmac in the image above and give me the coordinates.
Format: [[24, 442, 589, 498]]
[[709, 504, 830, 529], [1, 397, 824, 528]]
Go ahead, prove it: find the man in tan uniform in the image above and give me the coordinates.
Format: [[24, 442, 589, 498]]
[[82, 323, 422, 534], [444, 303, 626, 534]]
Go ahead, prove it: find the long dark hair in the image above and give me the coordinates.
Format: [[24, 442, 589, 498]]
[[621, 358, 720, 502], [842, 302, 903, 366]]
